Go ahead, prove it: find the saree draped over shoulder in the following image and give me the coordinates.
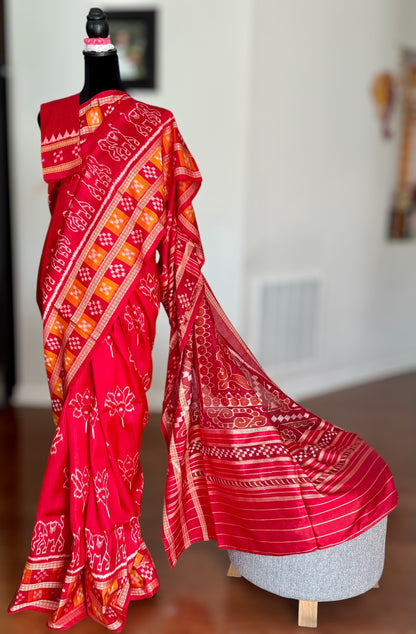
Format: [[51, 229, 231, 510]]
[[9, 91, 398, 631]]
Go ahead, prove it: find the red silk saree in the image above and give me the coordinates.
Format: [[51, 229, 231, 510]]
[[9, 91, 398, 631]]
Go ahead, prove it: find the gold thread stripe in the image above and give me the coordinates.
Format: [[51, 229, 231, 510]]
[[41, 136, 79, 152], [78, 91, 129, 117], [43, 158, 82, 175]]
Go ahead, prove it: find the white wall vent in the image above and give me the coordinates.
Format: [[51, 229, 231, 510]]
[[251, 275, 321, 368]]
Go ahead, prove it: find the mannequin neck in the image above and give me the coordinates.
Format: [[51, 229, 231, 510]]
[[79, 52, 124, 104]]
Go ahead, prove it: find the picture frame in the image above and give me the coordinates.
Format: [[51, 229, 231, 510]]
[[388, 48, 416, 239], [106, 10, 157, 89]]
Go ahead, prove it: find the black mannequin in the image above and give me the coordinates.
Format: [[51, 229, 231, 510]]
[[79, 8, 124, 104], [38, 8, 125, 126]]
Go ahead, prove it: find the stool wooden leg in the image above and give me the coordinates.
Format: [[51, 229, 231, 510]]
[[227, 563, 242, 578], [298, 600, 318, 628]]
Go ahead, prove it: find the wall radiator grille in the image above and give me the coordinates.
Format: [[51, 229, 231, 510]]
[[254, 277, 320, 367]]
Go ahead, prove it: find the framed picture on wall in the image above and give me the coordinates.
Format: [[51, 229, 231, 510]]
[[388, 48, 416, 239], [106, 10, 157, 89]]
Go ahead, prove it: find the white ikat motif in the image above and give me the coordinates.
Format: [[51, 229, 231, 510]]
[[109, 263, 126, 279], [85, 528, 110, 573], [78, 267, 92, 284], [130, 517, 140, 544], [71, 466, 90, 511], [104, 386, 135, 427], [142, 165, 158, 180], [115, 526, 127, 566], [124, 304, 145, 344], [52, 397, 63, 414], [117, 452, 139, 487], [69, 389, 99, 438], [88, 299, 104, 318], [97, 232, 115, 247], [139, 562, 154, 581], [104, 334, 114, 357], [119, 196, 135, 212], [31, 516, 65, 556], [139, 272, 159, 307], [50, 426, 64, 454], [68, 335, 82, 351], [46, 336, 60, 352], [59, 304, 73, 319], [94, 469, 110, 518], [129, 229, 144, 246], [150, 196, 163, 213]]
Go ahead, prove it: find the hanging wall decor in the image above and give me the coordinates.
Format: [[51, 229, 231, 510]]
[[389, 49, 416, 239], [372, 72, 396, 139], [106, 10, 157, 89]]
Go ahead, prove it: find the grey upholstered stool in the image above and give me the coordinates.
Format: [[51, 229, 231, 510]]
[[227, 517, 387, 627]]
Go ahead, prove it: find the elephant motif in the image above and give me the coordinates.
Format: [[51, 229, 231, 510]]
[[86, 155, 112, 185], [85, 528, 111, 573], [129, 517, 140, 544], [122, 102, 162, 138], [49, 231, 72, 274], [70, 529, 81, 570], [84, 156, 112, 201], [98, 125, 140, 162], [31, 516, 65, 556], [115, 526, 127, 566], [63, 195, 96, 233]]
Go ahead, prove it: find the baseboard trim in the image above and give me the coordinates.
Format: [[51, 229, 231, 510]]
[[266, 356, 416, 401], [11, 383, 50, 408]]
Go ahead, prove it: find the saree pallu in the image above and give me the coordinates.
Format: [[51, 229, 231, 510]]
[[9, 91, 398, 631]]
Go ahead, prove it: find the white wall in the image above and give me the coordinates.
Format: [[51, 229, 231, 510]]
[[244, 0, 416, 398], [5, 0, 416, 409]]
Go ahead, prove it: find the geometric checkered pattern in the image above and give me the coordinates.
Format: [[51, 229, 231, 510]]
[[68, 336, 82, 351], [150, 195, 164, 213], [109, 263, 126, 279], [59, 304, 74, 319], [138, 562, 155, 581], [142, 165, 158, 180], [119, 197, 136, 213], [78, 267, 92, 284], [98, 232, 115, 247], [88, 300, 104, 317], [46, 336, 61, 352], [129, 229, 144, 246], [178, 294, 191, 311], [188, 439, 286, 461]]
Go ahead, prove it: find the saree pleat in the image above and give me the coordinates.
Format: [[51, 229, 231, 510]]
[[10, 264, 160, 631]]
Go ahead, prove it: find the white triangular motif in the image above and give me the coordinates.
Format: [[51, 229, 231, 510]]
[[43, 133, 57, 145]]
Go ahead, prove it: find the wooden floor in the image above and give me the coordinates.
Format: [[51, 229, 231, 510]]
[[1, 372, 415, 633]]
